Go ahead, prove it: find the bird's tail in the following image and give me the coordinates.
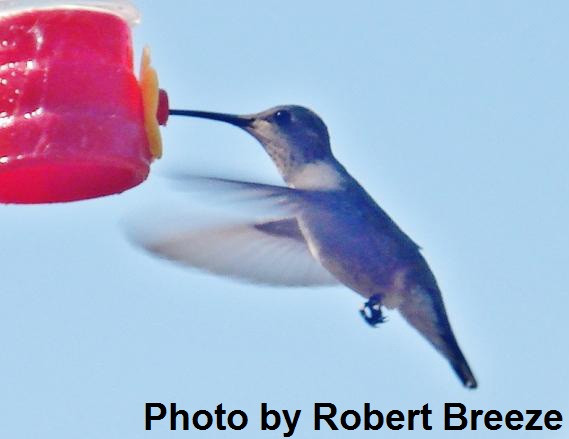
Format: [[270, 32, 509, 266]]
[[398, 285, 477, 389], [448, 348, 477, 389]]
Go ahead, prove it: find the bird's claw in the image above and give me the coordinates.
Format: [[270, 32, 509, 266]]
[[360, 295, 388, 327]]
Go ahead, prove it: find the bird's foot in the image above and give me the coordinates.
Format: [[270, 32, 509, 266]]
[[360, 294, 388, 327]]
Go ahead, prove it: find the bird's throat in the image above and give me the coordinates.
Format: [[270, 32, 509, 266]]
[[289, 161, 345, 190]]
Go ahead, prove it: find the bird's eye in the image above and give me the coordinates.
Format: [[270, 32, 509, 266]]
[[273, 110, 292, 125]]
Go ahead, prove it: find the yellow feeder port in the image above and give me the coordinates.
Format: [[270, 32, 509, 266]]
[[139, 46, 164, 159]]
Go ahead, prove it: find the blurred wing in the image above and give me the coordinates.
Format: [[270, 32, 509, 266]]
[[133, 217, 339, 287], [171, 175, 307, 211]]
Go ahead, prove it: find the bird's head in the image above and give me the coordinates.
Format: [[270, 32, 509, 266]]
[[169, 105, 336, 185]]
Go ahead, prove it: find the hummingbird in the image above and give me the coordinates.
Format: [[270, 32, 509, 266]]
[[138, 105, 477, 389]]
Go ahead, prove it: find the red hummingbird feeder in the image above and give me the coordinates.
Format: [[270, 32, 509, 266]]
[[0, 0, 168, 203]]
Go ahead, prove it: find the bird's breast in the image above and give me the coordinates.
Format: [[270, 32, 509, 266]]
[[297, 213, 415, 305]]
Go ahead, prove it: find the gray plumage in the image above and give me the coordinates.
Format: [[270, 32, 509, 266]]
[[137, 105, 477, 389]]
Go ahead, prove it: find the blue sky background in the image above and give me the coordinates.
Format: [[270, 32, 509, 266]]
[[1, 1, 568, 437]]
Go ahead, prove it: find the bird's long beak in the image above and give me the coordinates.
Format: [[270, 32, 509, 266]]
[[168, 109, 254, 128]]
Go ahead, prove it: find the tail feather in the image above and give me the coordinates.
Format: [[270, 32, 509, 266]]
[[398, 285, 477, 389], [449, 351, 477, 389]]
